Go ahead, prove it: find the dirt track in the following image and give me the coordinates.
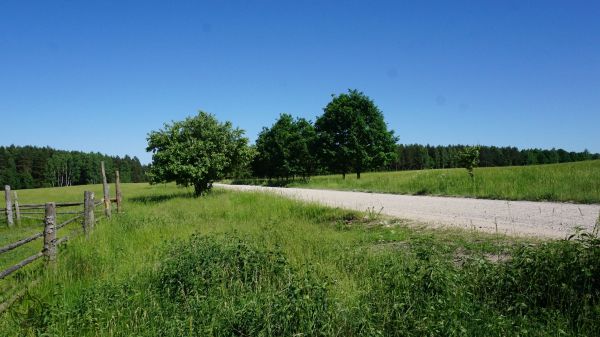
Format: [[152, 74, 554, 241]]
[[215, 184, 600, 238]]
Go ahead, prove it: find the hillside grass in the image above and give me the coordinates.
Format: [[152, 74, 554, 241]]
[[0, 183, 598, 336], [231, 160, 600, 204]]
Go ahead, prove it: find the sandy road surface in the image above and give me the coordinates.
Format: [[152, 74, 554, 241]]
[[215, 184, 600, 238]]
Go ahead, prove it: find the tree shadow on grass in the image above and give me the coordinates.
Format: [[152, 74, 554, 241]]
[[128, 188, 229, 204], [129, 191, 194, 205], [229, 178, 307, 187]]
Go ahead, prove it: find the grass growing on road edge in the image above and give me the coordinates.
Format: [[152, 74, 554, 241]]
[[0, 183, 599, 336], [229, 159, 600, 204]]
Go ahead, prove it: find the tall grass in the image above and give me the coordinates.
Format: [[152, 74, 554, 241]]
[[231, 160, 600, 204], [0, 183, 598, 336]]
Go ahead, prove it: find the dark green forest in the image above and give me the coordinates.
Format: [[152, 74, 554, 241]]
[[0, 145, 147, 190], [388, 144, 599, 171]]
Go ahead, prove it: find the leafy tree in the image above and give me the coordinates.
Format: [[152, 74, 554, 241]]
[[315, 89, 397, 179], [457, 146, 480, 179], [252, 115, 293, 180], [252, 114, 317, 180], [146, 111, 252, 196], [290, 117, 318, 179]]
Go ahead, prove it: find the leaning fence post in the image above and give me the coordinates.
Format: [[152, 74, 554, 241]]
[[83, 191, 95, 236], [43, 202, 57, 264], [115, 170, 122, 213], [101, 161, 111, 218], [13, 191, 20, 224], [4, 185, 13, 227]]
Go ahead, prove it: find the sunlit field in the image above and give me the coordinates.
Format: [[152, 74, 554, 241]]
[[0, 183, 598, 336]]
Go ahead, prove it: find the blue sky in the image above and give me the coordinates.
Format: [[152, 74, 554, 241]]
[[1, 0, 598, 164]]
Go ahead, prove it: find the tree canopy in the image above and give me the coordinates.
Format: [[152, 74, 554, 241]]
[[315, 89, 398, 179], [387, 144, 598, 171], [0, 145, 146, 189], [457, 146, 480, 178], [252, 114, 317, 180], [146, 111, 253, 196]]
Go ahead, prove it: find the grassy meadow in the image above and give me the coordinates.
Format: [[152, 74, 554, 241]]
[[232, 160, 600, 204], [0, 183, 599, 336]]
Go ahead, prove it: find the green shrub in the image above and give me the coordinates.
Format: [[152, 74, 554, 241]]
[[474, 234, 600, 334]]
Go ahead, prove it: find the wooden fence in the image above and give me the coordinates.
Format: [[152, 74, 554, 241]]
[[0, 162, 123, 314]]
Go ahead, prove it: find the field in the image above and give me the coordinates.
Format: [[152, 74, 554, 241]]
[[0, 183, 599, 336], [231, 160, 600, 204]]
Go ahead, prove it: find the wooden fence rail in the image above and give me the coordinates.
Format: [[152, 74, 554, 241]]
[[0, 232, 44, 255], [0, 162, 123, 314]]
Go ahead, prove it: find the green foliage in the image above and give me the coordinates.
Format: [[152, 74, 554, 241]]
[[1, 183, 599, 336], [389, 144, 599, 171], [457, 145, 480, 178], [146, 111, 253, 196], [315, 89, 398, 179], [252, 114, 317, 180], [475, 234, 600, 331], [154, 234, 331, 336], [0, 145, 146, 189]]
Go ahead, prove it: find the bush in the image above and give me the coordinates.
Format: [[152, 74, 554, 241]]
[[474, 233, 600, 333]]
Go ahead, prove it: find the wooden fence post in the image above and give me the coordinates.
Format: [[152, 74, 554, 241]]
[[83, 191, 95, 236], [13, 191, 20, 224], [4, 185, 13, 227], [43, 203, 57, 263], [115, 170, 122, 213], [101, 161, 111, 218]]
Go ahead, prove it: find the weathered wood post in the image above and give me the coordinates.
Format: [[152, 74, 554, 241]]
[[13, 191, 20, 224], [4, 185, 13, 227], [43, 202, 57, 263], [101, 161, 111, 218], [115, 170, 122, 213], [83, 191, 95, 237]]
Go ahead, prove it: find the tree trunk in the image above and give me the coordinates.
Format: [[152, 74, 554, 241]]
[[194, 183, 204, 197], [342, 172, 346, 180], [193, 180, 212, 197], [357, 171, 361, 179]]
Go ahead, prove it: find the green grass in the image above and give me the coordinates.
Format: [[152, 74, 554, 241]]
[[231, 160, 600, 204], [0, 183, 599, 336], [0, 184, 109, 304]]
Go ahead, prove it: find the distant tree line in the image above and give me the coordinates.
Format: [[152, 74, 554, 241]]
[[0, 145, 147, 189], [388, 144, 599, 171]]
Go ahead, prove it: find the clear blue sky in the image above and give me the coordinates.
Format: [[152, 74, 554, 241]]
[[1, 0, 598, 164]]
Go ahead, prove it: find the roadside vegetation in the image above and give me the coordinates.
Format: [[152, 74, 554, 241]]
[[230, 159, 600, 204], [1, 183, 599, 336]]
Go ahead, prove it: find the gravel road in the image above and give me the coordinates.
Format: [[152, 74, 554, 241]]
[[215, 184, 600, 238]]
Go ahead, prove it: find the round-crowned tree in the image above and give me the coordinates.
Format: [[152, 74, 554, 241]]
[[252, 113, 317, 181], [315, 89, 398, 179], [146, 111, 253, 196]]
